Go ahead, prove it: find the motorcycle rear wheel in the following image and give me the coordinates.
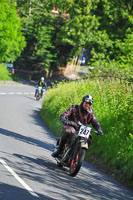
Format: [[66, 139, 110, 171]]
[[69, 148, 86, 177]]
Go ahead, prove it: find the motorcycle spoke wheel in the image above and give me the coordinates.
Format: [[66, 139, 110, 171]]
[[70, 153, 79, 173], [69, 149, 86, 177]]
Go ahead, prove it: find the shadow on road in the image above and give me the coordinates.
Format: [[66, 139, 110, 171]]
[[29, 108, 56, 141], [0, 128, 53, 151], [1, 150, 133, 200], [0, 182, 54, 200], [11, 153, 133, 200], [13, 153, 56, 170], [23, 95, 36, 101]]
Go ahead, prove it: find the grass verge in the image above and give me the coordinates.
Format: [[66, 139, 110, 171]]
[[40, 78, 133, 187]]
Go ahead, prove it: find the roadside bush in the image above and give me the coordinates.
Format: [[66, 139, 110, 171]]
[[0, 64, 12, 80], [0, 64, 20, 81], [41, 78, 133, 186]]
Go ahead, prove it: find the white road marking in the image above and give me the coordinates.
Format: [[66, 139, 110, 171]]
[[0, 92, 34, 95], [0, 159, 39, 198], [8, 92, 14, 95], [24, 92, 29, 95], [16, 92, 22, 95]]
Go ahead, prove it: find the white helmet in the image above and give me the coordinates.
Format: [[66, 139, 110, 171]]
[[41, 77, 44, 81], [82, 94, 93, 105]]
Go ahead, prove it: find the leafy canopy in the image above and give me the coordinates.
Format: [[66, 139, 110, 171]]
[[0, 0, 26, 63], [13, 0, 132, 75]]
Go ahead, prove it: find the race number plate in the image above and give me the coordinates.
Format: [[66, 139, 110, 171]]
[[78, 125, 91, 139], [38, 86, 42, 90]]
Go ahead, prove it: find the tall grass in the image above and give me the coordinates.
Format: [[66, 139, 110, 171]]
[[41, 78, 133, 186]]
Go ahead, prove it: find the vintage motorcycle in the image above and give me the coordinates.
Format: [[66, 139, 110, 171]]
[[53, 123, 101, 177], [35, 86, 43, 101]]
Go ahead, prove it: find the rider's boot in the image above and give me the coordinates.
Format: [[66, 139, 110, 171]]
[[51, 148, 61, 158], [52, 135, 66, 158]]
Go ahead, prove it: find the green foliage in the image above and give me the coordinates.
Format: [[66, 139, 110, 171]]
[[0, 64, 12, 80], [88, 0, 132, 62], [14, 1, 60, 71], [88, 59, 133, 82], [0, 64, 20, 80], [41, 78, 133, 186], [36, 26, 56, 70], [54, 0, 93, 52], [0, 0, 26, 63], [116, 30, 133, 66], [14, 0, 103, 70], [13, 0, 132, 76], [17, 15, 57, 71]]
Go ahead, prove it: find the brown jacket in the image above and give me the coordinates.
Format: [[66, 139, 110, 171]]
[[60, 104, 102, 132]]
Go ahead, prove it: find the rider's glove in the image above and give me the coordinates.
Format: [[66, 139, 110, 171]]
[[60, 116, 80, 130], [69, 121, 80, 131], [97, 129, 104, 136]]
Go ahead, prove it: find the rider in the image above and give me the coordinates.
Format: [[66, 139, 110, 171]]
[[35, 77, 47, 97], [52, 94, 103, 158]]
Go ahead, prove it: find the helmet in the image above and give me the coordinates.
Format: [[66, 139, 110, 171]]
[[41, 77, 44, 81], [82, 94, 93, 105]]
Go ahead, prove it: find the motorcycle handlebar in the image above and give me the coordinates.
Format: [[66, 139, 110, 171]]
[[91, 130, 98, 134]]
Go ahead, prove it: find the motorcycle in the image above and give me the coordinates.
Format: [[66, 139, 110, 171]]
[[53, 123, 101, 177], [35, 86, 43, 101]]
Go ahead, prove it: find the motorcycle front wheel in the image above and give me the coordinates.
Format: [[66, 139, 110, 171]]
[[36, 93, 40, 101], [69, 148, 86, 177]]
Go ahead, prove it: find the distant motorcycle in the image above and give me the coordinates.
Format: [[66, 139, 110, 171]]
[[53, 123, 102, 177], [35, 86, 43, 101]]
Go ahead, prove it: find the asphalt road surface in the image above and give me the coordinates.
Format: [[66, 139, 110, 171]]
[[0, 81, 133, 200]]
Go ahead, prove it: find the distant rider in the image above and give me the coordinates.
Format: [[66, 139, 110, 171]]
[[52, 94, 103, 158], [35, 77, 47, 97]]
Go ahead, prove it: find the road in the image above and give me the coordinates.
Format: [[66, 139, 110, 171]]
[[0, 81, 132, 200]]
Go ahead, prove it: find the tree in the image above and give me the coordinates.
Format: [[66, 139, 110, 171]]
[[14, 1, 57, 71], [0, 0, 26, 63], [14, 0, 132, 74], [87, 0, 133, 62], [15, 0, 97, 71]]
